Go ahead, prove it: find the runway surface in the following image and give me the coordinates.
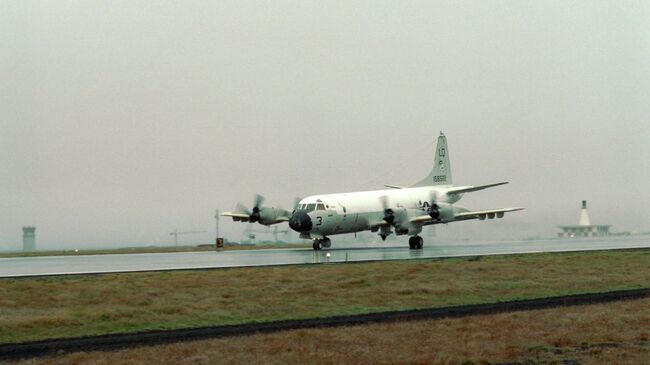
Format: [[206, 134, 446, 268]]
[[1, 236, 648, 278]]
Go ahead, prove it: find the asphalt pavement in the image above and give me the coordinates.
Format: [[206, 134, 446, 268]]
[[1, 236, 648, 278]]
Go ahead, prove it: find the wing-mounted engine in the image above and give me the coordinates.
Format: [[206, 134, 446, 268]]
[[256, 206, 291, 225], [432, 203, 456, 222], [377, 196, 416, 238], [424, 191, 456, 222], [222, 194, 291, 226]]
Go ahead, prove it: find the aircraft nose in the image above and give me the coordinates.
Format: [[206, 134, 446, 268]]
[[289, 210, 312, 232]]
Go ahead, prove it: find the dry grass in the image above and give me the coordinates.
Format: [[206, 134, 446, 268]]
[[11, 297, 650, 365], [0, 249, 649, 344]]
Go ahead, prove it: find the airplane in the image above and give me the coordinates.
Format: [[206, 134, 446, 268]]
[[222, 133, 523, 250]]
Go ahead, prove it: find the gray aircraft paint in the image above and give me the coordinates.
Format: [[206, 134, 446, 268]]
[[284, 134, 521, 248], [412, 133, 452, 187]]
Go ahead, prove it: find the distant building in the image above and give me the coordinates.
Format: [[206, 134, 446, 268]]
[[22, 226, 36, 252], [558, 201, 610, 238]]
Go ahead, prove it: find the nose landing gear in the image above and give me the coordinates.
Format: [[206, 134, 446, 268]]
[[408, 236, 423, 250], [312, 237, 331, 250]]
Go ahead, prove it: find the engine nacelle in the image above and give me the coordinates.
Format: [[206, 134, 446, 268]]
[[435, 203, 456, 221], [258, 207, 290, 226]]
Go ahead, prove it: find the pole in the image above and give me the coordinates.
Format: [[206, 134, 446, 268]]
[[215, 209, 220, 241]]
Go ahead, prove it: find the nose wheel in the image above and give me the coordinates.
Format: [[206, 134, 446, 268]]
[[408, 236, 423, 250], [312, 238, 331, 250]]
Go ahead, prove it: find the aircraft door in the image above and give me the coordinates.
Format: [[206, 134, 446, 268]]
[[337, 203, 353, 232]]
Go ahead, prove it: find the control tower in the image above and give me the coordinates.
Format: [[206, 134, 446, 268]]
[[22, 226, 36, 252], [558, 201, 610, 238]]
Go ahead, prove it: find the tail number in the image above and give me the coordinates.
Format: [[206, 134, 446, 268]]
[[433, 175, 446, 182]]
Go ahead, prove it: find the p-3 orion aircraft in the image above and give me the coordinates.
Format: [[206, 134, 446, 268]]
[[222, 133, 523, 250]]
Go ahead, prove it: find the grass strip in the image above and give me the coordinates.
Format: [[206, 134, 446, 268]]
[[1, 288, 647, 361], [0, 249, 648, 344], [18, 297, 648, 365]]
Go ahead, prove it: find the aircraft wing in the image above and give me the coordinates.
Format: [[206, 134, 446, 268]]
[[452, 207, 524, 221], [446, 182, 509, 195], [410, 207, 524, 224], [221, 212, 252, 222], [369, 219, 391, 228], [384, 184, 405, 189], [221, 212, 290, 224]]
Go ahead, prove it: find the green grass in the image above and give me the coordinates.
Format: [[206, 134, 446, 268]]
[[0, 249, 648, 344]]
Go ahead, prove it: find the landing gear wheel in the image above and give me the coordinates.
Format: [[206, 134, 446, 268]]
[[321, 238, 331, 248], [312, 240, 323, 250], [408, 236, 424, 250]]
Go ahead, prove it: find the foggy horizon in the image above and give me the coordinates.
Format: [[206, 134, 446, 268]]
[[2, 1, 649, 250]]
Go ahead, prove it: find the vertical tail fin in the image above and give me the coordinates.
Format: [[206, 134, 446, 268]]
[[411, 132, 452, 187]]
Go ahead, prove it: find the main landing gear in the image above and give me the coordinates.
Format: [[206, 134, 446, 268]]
[[312, 237, 331, 250], [408, 236, 423, 250]]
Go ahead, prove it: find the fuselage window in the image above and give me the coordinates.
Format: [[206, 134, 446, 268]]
[[316, 203, 325, 210], [306, 203, 316, 212]]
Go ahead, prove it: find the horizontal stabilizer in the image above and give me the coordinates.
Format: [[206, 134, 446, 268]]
[[384, 184, 405, 189], [446, 182, 509, 195]]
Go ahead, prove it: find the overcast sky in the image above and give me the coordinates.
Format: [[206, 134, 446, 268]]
[[2, 1, 649, 250]]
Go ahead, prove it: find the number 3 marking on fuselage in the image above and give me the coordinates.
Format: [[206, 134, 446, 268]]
[[316, 216, 322, 226]]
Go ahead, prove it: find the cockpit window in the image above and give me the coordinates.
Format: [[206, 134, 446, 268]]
[[316, 203, 325, 210], [305, 203, 316, 212]]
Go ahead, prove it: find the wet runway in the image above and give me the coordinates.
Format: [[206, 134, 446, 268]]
[[1, 236, 648, 278]]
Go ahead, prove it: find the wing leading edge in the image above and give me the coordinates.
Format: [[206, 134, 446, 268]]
[[221, 212, 253, 222], [221, 213, 290, 223], [411, 207, 524, 224], [452, 207, 524, 221]]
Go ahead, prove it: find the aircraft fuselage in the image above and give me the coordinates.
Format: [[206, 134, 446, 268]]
[[289, 186, 466, 238]]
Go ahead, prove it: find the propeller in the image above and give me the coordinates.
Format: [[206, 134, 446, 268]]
[[428, 191, 440, 219], [379, 195, 395, 225], [293, 197, 302, 211], [236, 194, 265, 223]]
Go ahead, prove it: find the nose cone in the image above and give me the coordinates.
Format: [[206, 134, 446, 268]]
[[289, 210, 312, 232]]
